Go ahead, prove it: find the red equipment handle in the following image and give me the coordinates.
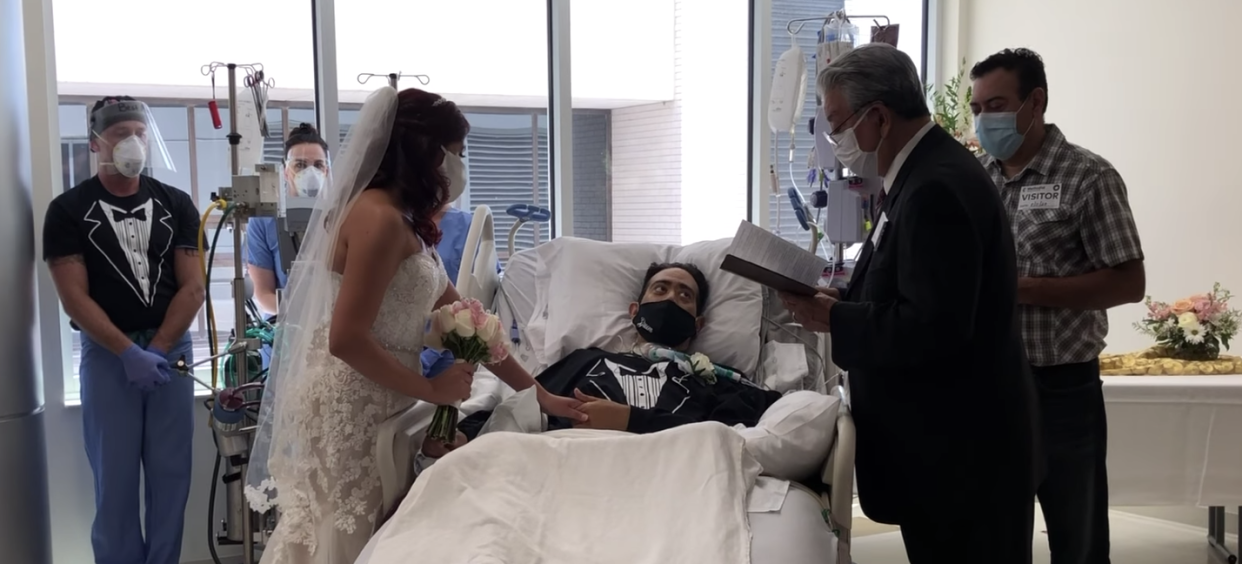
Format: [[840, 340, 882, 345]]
[[208, 100, 223, 130]]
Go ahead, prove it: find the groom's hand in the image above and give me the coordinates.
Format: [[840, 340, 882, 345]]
[[537, 386, 588, 422], [572, 389, 630, 431]]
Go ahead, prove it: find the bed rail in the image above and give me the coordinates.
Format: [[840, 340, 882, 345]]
[[456, 205, 502, 309], [821, 399, 855, 562]]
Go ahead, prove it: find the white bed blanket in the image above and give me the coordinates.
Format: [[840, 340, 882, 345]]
[[366, 423, 761, 564]]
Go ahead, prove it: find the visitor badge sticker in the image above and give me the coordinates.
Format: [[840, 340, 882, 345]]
[[1018, 184, 1062, 210]]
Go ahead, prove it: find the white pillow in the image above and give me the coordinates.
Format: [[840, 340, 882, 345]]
[[735, 391, 840, 480], [534, 237, 765, 376], [670, 239, 764, 375], [536, 238, 673, 362]]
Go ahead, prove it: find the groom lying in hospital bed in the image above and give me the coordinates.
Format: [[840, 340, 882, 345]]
[[359, 237, 851, 564], [416, 261, 782, 465]]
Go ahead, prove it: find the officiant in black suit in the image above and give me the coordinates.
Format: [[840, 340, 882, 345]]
[[779, 44, 1041, 564]]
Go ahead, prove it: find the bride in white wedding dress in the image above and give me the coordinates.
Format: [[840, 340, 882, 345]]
[[243, 87, 585, 564]]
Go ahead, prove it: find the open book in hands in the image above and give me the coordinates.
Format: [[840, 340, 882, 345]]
[[719, 220, 830, 297]]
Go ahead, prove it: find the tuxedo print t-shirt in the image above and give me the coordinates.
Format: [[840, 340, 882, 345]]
[[43, 175, 201, 333], [456, 348, 783, 438]]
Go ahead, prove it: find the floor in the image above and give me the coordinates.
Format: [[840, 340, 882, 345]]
[[849, 505, 1235, 564]]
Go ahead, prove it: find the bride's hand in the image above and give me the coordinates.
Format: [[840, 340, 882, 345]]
[[427, 363, 475, 404], [537, 387, 589, 422]]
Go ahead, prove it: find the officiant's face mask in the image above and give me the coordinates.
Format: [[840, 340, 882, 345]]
[[630, 267, 703, 349], [828, 105, 885, 179]]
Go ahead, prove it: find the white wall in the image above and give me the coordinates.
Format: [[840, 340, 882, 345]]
[[23, 2, 237, 563], [949, 0, 1242, 354]]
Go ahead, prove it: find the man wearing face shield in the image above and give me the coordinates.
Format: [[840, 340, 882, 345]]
[[971, 48, 1145, 564], [777, 44, 1040, 563], [42, 96, 204, 564], [416, 262, 783, 463]]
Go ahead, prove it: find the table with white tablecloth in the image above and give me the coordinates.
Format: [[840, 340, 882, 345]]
[[1103, 375, 1242, 562]]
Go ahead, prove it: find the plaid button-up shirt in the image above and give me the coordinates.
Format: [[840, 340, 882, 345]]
[[981, 125, 1144, 367]]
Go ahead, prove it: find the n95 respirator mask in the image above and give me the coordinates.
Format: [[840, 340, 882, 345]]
[[292, 167, 326, 198], [105, 136, 147, 178]]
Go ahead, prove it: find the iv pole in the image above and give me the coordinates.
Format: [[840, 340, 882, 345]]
[[225, 62, 256, 564], [200, 60, 275, 564], [357, 71, 430, 90], [783, 10, 891, 275]]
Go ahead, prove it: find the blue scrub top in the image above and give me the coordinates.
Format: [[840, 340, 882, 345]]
[[437, 207, 472, 285], [246, 217, 288, 289]]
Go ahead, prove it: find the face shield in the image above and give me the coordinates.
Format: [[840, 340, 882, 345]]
[[90, 100, 175, 178]]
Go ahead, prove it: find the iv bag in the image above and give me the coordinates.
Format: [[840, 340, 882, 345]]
[[769, 44, 808, 134], [818, 16, 859, 76]]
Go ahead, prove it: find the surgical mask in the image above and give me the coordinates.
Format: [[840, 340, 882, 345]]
[[632, 300, 698, 348], [440, 148, 466, 203], [974, 99, 1033, 161], [292, 167, 325, 197], [830, 108, 882, 178], [105, 135, 147, 178]]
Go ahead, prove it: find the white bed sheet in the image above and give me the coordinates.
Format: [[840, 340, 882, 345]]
[[1104, 375, 1242, 506], [354, 484, 836, 564]]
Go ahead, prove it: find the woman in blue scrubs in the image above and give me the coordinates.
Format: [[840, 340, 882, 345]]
[[247, 123, 329, 316]]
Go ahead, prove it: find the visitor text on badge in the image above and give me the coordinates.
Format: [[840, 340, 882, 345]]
[[1018, 184, 1062, 211]]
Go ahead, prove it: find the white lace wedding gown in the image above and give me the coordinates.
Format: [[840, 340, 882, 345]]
[[261, 248, 446, 564]]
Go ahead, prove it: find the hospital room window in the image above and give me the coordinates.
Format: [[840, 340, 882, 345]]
[[567, 0, 751, 245], [767, 0, 926, 260], [334, 0, 567, 264], [461, 111, 550, 259], [330, 106, 608, 265]]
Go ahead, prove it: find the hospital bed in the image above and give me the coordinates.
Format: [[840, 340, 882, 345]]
[[363, 205, 857, 564]]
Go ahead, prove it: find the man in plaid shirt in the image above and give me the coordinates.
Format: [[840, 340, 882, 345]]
[[970, 49, 1145, 564]]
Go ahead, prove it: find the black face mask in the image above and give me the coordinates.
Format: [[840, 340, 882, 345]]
[[632, 300, 698, 348]]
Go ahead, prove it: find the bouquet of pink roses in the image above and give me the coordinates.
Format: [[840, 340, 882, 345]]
[[425, 298, 510, 443]]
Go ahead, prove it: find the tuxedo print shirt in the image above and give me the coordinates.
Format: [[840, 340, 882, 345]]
[[43, 175, 201, 333]]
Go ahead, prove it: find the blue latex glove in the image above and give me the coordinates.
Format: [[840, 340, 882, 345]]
[[119, 344, 171, 391], [146, 343, 180, 381], [421, 348, 456, 378]]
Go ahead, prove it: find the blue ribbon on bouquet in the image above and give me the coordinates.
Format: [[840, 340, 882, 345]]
[[421, 349, 456, 378]]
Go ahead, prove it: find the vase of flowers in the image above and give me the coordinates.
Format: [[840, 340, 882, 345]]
[[1134, 283, 1241, 361], [425, 298, 511, 443]]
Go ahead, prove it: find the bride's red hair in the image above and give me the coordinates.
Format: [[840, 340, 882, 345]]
[[366, 88, 470, 247]]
